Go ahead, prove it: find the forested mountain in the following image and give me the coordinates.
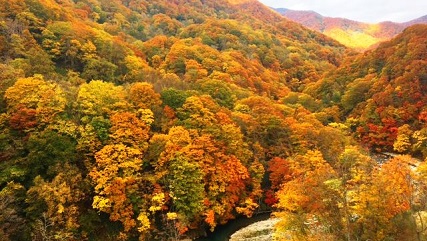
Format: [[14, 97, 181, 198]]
[[1, 0, 427, 241], [276, 7, 427, 50], [308, 24, 427, 154]]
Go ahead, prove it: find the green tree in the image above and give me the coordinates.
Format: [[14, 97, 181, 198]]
[[167, 154, 204, 222], [82, 59, 118, 82]]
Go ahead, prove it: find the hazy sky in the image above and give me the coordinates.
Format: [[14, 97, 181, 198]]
[[258, 0, 427, 23]]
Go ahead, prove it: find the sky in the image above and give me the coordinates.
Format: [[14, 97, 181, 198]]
[[258, 0, 427, 23]]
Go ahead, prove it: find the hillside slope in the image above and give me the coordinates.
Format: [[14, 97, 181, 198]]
[[307, 24, 427, 153]]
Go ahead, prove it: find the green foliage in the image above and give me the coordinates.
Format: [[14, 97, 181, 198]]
[[197, 79, 237, 108], [167, 154, 204, 221], [161, 88, 190, 109], [25, 130, 77, 180], [82, 58, 118, 82], [90, 116, 111, 142]]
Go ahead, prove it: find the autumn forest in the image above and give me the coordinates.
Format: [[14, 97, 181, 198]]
[[1, 0, 427, 240]]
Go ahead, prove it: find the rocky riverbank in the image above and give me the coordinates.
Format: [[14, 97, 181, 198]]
[[229, 218, 280, 241]]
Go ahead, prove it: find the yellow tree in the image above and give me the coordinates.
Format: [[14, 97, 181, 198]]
[[123, 55, 151, 83], [414, 160, 427, 240], [76, 80, 128, 120], [393, 124, 413, 153], [274, 150, 338, 240], [354, 155, 416, 240], [335, 147, 375, 241], [89, 111, 151, 237], [4, 75, 66, 127], [90, 144, 143, 233]]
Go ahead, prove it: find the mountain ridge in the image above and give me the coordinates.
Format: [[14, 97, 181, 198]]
[[275, 7, 427, 50]]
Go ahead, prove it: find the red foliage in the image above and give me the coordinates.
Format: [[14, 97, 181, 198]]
[[264, 190, 278, 206], [9, 107, 38, 131], [358, 119, 398, 151], [419, 110, 427, 123], [268, 157, 292, 190]]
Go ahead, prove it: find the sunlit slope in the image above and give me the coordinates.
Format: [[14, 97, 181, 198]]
[[324, 28, 385, 50]]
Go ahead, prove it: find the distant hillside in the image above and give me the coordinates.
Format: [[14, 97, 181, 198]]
[[405, 14, 427, 26], [275, 8, 427, 50]]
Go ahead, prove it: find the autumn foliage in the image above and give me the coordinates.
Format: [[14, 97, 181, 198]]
[[1, 0, 427, 240]]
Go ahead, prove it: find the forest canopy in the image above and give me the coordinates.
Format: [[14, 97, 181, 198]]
[[1, 0, 427, 240]]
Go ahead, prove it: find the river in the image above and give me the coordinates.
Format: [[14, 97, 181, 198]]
[[194, 213, 272, 241]]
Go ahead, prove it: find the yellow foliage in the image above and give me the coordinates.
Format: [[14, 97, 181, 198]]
[[26, 165, 84, 237], [236, 198, 259, 217], [137, 212, 151, 233], [166, 212, 178, 220], [77, 80, 128, 117], [81, 40, 97, 61], [276, 181, 309, 212], [149, 192, 166, 213], [93, 195, 111, 211], [4, 75, 66, 123], [393, 124, 413, 153], [90, 144, 143, 231], [325, 28, 382, 50], [137, 109, 155, 126]]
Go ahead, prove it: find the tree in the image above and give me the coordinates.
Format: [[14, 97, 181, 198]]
[[177, 95, 216, 130], [414, 160, 427, 241], [90, 144, 143, 233], [354, 155, 415, 240], [197, 79, 236, 109], [336, 147, 375, 241], [81, 58, 118, 82], [268, 157, 291, 192], [76, 80, 128, 120], [24, 129, 77, 181], [26, 48, 56, 76], [274, 150, 338, 240], [394, 124, 413, 153], [128, 82, 162, 109], [110, 112, 149, 146], [4, 75, 66, 126], [89, 109, 151, 236], [166, 154, 205, 223], [161, 88, 190, 110], [0, 182, 27, 241], [184, 134, 251, 228], [123, 55, 151, 83], [26, 164, 84, 240]]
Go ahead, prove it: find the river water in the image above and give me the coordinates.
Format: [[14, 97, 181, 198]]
[[195, 213, 272, 241]]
